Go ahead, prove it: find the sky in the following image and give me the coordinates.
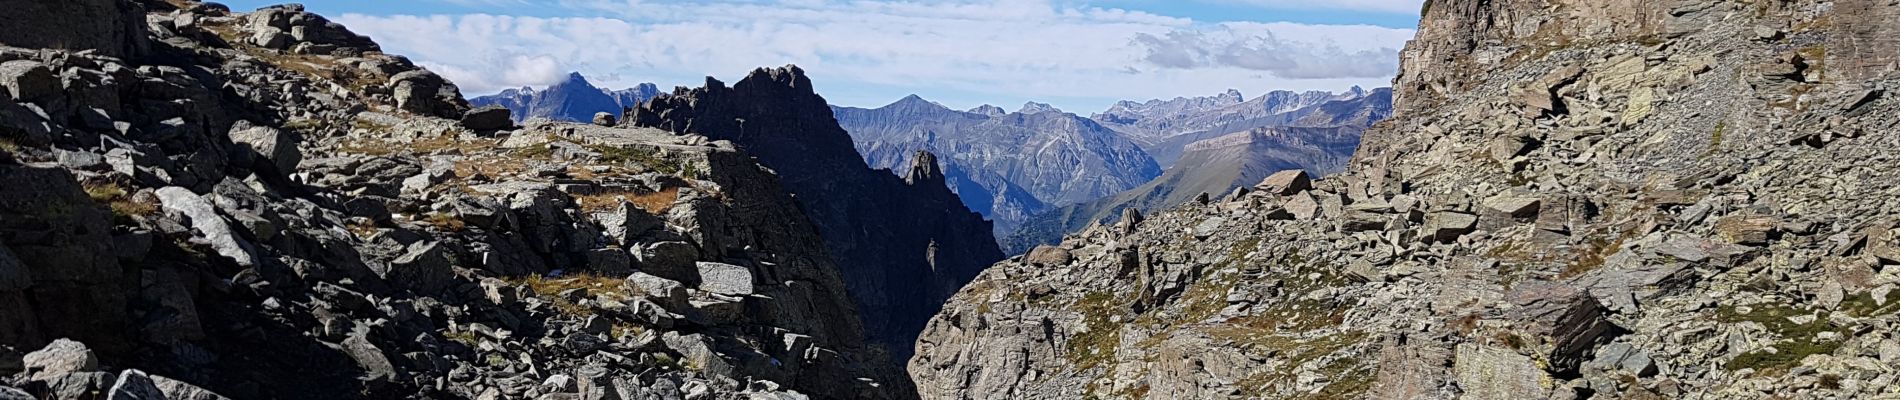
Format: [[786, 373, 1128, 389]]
[[221, 0, 1422, 113]]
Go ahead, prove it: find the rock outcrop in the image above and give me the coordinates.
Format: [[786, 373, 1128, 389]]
[[1, 1, 905, 399], [913, 0, 1900, 399], [628, 67, 1006, 362]]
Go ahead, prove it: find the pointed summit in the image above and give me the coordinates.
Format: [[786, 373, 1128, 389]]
[[884, 94, 948, 112]]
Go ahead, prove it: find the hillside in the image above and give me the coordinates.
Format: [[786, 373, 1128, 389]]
[[913, 0, 1900, 399]]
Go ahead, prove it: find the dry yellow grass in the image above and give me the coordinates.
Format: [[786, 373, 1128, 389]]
[[83, 181, 159, 218], [573, 187, 680, 214]]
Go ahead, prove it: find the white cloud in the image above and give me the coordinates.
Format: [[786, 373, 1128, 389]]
[[335, 0, 1414, 110], [1134, 22, 1409, 79], [1216, 0, 1425, 14]]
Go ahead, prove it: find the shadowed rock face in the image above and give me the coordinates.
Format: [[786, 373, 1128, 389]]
[[629, 66, 1005, 362], [0, 0, 148, 59]]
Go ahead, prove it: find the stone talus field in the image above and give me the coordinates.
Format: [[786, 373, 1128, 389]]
[[910, 0, 1900, 399]]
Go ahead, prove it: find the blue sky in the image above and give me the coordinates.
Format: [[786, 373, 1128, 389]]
[[223, 0, 1421, 112]]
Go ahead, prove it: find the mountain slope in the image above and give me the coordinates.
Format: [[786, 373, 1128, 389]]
[[628, 69, 1005, 363], [914, 0, 1900, 399], [1095, 88, 1369, 165], [0, 2, 907, 399], [1140, 88, 1393, 167], [470, 72, 659, 123], [835, 96, 1161, 237], [1002, 126, 1363, 254]]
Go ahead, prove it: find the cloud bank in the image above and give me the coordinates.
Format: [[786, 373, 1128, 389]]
[[336, 0, 1414, 109]]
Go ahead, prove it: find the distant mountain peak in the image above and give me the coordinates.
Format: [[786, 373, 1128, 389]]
[[470, 71, 660, 123], [1019, 102, 1061, 115], [968, 104, 1007, 117]]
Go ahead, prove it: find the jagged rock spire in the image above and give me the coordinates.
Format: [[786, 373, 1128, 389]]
[[906, 150, 946, 186]]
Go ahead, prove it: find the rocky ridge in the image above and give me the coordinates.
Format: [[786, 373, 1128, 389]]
[[626, 68, 1006, 365], [2, 1, 910, 399], [913, 0, 1900, 399]]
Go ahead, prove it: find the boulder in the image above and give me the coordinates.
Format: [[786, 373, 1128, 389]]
[[695, 262, 753, 296], [1423, 212, 1478, 243], [47, 371, 115, 400], [1713, 214, 1779, 246], [1256, 170, 1312, 196], [593, 202, 663, 246], [1482, 194, 1541, 221], [1284, 193, 1320, 220], [149, 374, 231, 400], [0, 61, 58, 102], [583, 249, 631, 276], [228, 121, 302, 173], [461, 105, 514, 131], [380, 241, 457, 295], [157, 187, 261, 267], [626, 272, 687, 307], [592, 112, 617, 127], [635, 241, 699, 283], [340, 325, 397, 383], [21, 338, 97, 382], [1503, 281, 1613, 374], [1025, 245, 1072, 266], [107, 369, 166, 400]]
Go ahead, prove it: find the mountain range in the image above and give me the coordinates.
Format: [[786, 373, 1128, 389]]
[[469, 72, 661, 123], [838, 87, 1392, 252], [833, 97, 1161, 237]]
